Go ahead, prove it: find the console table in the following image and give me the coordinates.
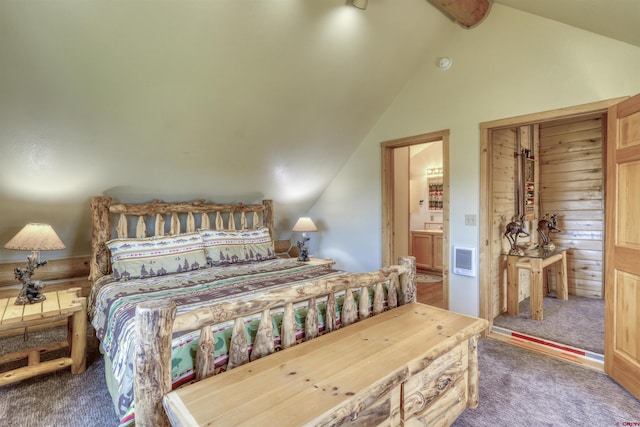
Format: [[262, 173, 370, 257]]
[[506, 247, 569, 321], [163, 303, 488, 426]]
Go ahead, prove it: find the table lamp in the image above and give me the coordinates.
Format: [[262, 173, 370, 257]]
[[292, 217, 317, 262], [4, 223, 65, 304]]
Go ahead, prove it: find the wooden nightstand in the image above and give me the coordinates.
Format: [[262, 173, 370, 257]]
[[0, 287, 87, 386], [305, 257, 335, 269]]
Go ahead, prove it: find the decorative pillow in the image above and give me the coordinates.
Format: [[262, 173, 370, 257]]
[[198, 229, 247, 266], [107, 232, 207, 280], [242, 227, 277, 262], [199, 227, 276, 266]]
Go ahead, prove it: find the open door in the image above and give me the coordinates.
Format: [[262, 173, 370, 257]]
[[605, 92, 640, 398]]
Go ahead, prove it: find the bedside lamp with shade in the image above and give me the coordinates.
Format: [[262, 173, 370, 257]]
[[4, 223, 65, 305], [292, 217, 317, 262]]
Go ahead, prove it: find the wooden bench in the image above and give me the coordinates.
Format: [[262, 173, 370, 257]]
[[0, 288, 87, 386], [163, 303, 488, 426]]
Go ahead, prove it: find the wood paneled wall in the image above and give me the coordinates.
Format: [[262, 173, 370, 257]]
[[0, 256, 91, 299], [539, 114, 604, 298], [489, 114, 605, 317], [490, 128, 518, 316]]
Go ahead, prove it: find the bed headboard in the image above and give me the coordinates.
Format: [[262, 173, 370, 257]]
[[89, 197, 274, 283]]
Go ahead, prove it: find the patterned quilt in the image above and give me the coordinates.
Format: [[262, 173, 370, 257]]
[[88, 258, 348, 425]]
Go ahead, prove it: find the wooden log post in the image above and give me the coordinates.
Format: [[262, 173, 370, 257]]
[[89, 196, 112, 283], [342, 288, 357, 327], [262, 199, 274, 241], [134, 300, 176, 427], [325, 292, 336, 333], [281, 302, 296, 349], [398, 256, 417, 304], [250, 309, 274, 361], [387, 274, 398, 309], [467, 334, 481, 409], [358, 285, 370, 320], [304, 297, 319, 341], [373, 282, 384, 315], [431, 0, 492, 29], [195, 326, 216, 381], [227, 318, 249, 370]]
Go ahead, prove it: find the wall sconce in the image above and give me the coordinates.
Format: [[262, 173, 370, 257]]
[[4, 223, 65, 304], [353, 0, 368, 10], [292, 217, 318, 262]]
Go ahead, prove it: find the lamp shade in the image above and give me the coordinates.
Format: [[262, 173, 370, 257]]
[[4, 223, 66, 251], [292, 217, 318, 233]]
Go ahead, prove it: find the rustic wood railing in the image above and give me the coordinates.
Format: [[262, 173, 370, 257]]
[[133, 256, 416, 427]]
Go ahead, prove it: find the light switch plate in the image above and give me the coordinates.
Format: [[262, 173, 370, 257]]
[[465, 214, 477, 226]]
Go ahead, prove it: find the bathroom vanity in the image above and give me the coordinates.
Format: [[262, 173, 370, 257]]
[[411, 229, 443, 272]]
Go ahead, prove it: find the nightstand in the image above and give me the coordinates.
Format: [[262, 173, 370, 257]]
[[0, 287, 87, 386]]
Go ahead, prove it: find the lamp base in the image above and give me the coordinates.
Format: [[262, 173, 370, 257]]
[[13, 254, 48, 305], [296, 237, 311, 262], [15, 283, 46, 305], [297, 251, 310, 262]]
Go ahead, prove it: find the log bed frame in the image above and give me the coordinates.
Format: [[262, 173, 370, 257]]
[[89, 197, 416, 427]]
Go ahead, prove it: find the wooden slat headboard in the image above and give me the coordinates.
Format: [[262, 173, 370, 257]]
[[89, 197, 274, 283]]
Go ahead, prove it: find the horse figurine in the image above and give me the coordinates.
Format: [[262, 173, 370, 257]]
[[537, 213, 561, 248], [504, 214, 529, 254]]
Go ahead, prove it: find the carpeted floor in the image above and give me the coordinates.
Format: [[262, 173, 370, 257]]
[[0, 326, 119, 426], [454, 338, 640, 426], [493, 294, 604, 354]]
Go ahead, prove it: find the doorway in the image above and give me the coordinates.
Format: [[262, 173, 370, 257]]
[[479, 97, 625, 363], [381, 129, 450, 309]]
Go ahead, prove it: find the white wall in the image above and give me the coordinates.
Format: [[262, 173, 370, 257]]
[[0, 0, 445, 262], [311, 4, 640, 316]]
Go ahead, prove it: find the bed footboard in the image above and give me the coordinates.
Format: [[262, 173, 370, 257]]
[[133, 256, 416, 427]]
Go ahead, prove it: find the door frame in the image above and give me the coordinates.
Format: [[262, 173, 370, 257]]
[[479, 97, 626, 322], [381, 129, 450, 309]]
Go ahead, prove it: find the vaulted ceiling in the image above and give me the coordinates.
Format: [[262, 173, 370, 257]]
[[433, 0, 640, 47], [496, 0, 640, 47], [0, 0, 638, 262]]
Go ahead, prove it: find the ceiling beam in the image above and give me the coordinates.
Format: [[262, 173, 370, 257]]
[[429, 0, 492, 29]]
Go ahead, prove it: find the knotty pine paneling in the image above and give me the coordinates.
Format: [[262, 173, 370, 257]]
[[490, 128, 518, 315], [539, 115, 604, 298]]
